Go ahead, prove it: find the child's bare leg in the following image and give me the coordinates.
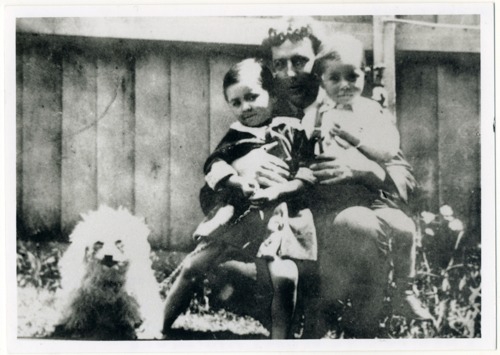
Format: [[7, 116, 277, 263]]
[[267, 258, 298, 339], [162, 243, 225, 334]]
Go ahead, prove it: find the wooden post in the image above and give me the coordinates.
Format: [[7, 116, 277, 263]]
[[373, 16, 397, 117]]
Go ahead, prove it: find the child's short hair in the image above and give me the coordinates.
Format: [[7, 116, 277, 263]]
[[223, 58, 275, 101], [313, 33, 366, 77], [261, 17, 325, 57]]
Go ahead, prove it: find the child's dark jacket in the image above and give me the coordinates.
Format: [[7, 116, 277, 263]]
[[197, 117, 317, 261]]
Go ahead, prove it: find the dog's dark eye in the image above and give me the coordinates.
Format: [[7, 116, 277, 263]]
[[115, 240, 124, 252], [93, 241, 103, 252]]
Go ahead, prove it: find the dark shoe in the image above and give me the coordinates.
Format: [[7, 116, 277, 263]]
[[161, 331, 173, 340], [392, 291, 436, 324]]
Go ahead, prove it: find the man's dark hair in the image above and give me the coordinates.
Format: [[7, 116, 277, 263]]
[[261, 17, 324, 57]]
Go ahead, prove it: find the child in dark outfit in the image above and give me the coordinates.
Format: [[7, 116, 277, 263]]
[[162, 58, 317, 339]]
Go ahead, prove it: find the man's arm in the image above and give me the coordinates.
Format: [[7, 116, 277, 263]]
[[309, 147, 416, 204], [383, 150, 418, 204], [310, 148, 386, 186]]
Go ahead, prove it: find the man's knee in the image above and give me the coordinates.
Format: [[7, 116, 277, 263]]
[[333, 207, 381, 239], [320, 206, 389, 259], [375, 208, 416, 247]]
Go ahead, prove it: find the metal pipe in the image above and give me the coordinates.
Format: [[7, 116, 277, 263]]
[[383, 17, 480, 31]]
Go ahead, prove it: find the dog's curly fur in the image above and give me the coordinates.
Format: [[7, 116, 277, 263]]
[[53, 206, 164, 340]]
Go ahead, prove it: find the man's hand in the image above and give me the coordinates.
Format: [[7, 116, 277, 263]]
[[310, 148, 386, 185], [225, 175, 258, 197], [232, 142, 290, 188], [249, 187, 281, 206]]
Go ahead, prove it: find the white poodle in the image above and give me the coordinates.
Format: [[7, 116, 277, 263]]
[[54, 205, 164, 340]]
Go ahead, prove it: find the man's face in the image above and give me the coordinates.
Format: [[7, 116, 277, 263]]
[[271, 38, 319, 109]]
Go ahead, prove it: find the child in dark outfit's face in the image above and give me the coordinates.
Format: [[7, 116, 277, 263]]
[[224, 59, 275, 128], [225, 76, 273, 128]]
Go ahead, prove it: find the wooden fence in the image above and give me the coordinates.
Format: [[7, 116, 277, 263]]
[[16, 16, 481, 249], [397, 51, 480, 236]]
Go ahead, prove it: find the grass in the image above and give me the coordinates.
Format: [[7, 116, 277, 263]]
[[16, 207, 481, 339]]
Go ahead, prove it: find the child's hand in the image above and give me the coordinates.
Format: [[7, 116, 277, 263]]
[[249, 187, 281, 206], [226, 175, 258, 197], [231, 144, 290, 188], [330, 122, 362, 148]]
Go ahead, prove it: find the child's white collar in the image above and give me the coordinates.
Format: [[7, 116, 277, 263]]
[[230, 121, 268, 139], [319, 95, 361, 113], [230, 116, 303, 139]]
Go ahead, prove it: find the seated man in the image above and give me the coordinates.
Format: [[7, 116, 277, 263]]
[[259, 16, 433, 336], [201, 17, 434, 338]]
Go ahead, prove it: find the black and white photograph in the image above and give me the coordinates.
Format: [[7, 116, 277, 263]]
[[4, 3, 496, 353]]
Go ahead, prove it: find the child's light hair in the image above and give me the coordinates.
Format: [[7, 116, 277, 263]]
[[313, 33, 366, 76]]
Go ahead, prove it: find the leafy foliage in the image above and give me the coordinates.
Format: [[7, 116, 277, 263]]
[[17, 240, 66, 292], [386, 205, 481, 338], [16, 204, 481, 338]]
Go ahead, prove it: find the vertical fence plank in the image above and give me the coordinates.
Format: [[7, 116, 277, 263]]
[[396, 58, 439, 211], [437, 58, 480, 230], [61, 49, 98, 234], [16, 45, 23, 223], [170, 52, 210, 249], [96, 52, 135, 210], [21, 43, 62, 234], [373, 16, 396, 115], [209, 55, 240, 151], [135, 50, 171, 248], [17, 34, 481, 246]]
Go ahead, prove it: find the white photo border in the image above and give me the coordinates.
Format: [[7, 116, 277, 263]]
[[4, 3, 496, 354]]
